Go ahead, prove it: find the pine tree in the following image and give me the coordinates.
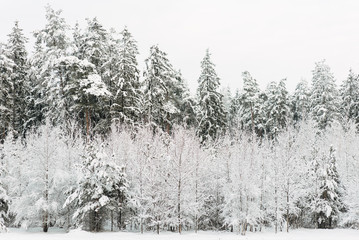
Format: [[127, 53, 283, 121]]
[[77, 18, 114, 134], [340, 69, 359, 125], [5, 21, 29, 139], [54, 57, 110, 138], [142, 45, 179, 133], [310, 60, 340, 130], [196, 49, 226, 143]]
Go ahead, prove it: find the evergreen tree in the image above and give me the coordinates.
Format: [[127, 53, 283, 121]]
[[314, 146, 345, 228], [53, 57, 110, 138], [229, 89, 242, 130], [196, 49, 226, 142], [5, 21, 29, 139], [238, 71, 264, 136], [64, 143, 130, 232], [340, 69, 359, 125], [110, 27, 141, 126], [264, 79, 290, 139], [79, 18, 108, 74], [32, 5, 71, 126], [170, 70, 194, 127], [77, 18, 113, 134], [0, 44, 14, 141], [291, 79, 310, 124], [310, 60, 340, 130], [142, 45, 179, 133]]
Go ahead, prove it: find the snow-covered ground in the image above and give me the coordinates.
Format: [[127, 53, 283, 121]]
[[1, 228, 358, 240]]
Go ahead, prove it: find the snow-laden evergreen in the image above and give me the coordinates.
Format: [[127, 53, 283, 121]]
[[143, 45, 179, 133], [5, 21, 29, 139], [64, 142, 129, 232], [0, 44, 14, 141], [340, 69, 359, 126], [291, 79, 310, 124], [310, 60, 340, 130], [196, 49, 226, 142], [109, 27, 141, 126]]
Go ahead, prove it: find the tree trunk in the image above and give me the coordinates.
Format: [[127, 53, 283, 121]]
[[111, 210, 114, 232], [286, 189, 289, 233], [178, 179, 182, 234], [85, 108, 90, 141], [274, 183, 278, 233]]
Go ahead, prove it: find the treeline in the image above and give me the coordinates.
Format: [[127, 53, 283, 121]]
[[0, 5, 359, 233]]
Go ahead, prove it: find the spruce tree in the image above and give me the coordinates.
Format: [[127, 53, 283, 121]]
[[238, 71, 264, 135], [142, 45, 179, 133], [6, 21, 30, 138], [229, 89, 242, 130], [64, 143, 130, 232], [264, 79, 289, 139], [0, 44, 14, 141], [32, 5, 70, 126], [196, 49, 226, 142], [310, 60, 340, 130], [315, 146, 345, 228], [291, 79, 310, 124], [169, 70, 194, 127], [110, 27, 141, 126], [340, 69, 359, 125]]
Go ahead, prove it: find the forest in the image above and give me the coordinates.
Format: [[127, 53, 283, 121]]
[[0, 5, 359, 234]]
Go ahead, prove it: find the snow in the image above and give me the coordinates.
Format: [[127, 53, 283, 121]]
[[1, 228, 358, 240]]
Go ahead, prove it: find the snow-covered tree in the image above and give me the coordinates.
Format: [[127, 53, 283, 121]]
[[164, 127, 201, 233], [142, 45, 179, 133], [0, 151, 9, 232], [31, 5, 71, 126], [11, 122, 68, 232], [221, 132, 262, 235], [5, 21, 29, 139], [238, 71, 264, 136], [110, 27, 141, 126], [53, 56, 110, 138], [312, 146, 345, 228], [264, 79, 290, 139], [0, 44, 14, 141], [291, 79, 310, 124], [340, 69, 359, 126], [310, 60, 340, 130], [196, 49, 226, 143], [64, 142, 130, 232]]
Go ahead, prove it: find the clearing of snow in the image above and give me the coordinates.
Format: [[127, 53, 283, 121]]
[[1, 228, 358, 240]]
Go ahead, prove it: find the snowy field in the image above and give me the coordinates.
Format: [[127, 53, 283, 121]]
[[1, 228, 358, 240]]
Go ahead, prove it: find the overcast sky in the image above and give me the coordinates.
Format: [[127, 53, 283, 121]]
[[1, 0, 359, 93]]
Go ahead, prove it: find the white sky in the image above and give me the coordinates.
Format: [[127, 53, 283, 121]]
[[1, 0, 359, 94]]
